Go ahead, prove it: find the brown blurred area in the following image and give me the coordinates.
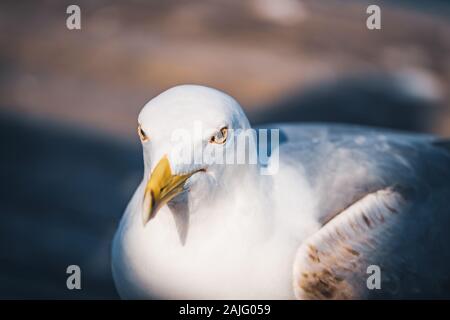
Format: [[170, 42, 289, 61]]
[[1, 0, 450, 299], [1, 0, 450, 138]]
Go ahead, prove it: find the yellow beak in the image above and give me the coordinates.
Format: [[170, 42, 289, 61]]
[[142, 156, 197, 225]]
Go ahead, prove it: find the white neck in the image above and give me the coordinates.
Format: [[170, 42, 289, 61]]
[[114, 160, 306, 299]]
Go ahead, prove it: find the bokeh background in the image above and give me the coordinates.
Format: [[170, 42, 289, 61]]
[[0, 0, 449, 298]]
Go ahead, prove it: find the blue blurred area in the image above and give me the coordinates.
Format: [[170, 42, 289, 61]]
[[0, 0, 449, 298], [0, 113, 142, 298]]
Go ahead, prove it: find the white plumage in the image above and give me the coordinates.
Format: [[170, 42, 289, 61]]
[[112, 85, 450, 299]]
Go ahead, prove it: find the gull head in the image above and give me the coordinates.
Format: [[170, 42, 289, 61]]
[[137, 85, 252, 225]]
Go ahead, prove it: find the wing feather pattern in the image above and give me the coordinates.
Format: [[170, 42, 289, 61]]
[[293, 184, 450, 299]]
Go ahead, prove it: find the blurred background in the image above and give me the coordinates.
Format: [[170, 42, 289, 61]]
[[0, 0, 449, 298]]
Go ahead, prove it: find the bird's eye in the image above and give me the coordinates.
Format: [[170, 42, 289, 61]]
[[210, 127, 228, 144], [137, 124, 149, 142]]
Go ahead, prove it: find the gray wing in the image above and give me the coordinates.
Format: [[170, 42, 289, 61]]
[[271, 124, 450, 299]]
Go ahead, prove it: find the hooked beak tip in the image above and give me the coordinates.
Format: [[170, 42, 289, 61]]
[[142, 189, 155, 226], [141, 155, 205, 226]]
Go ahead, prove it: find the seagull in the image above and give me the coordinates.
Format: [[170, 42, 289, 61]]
[[112, 84, 450, 299]]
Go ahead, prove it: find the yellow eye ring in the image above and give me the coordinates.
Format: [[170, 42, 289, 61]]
[[210, 127, 228, 144], [138, 124, 149, 142]]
